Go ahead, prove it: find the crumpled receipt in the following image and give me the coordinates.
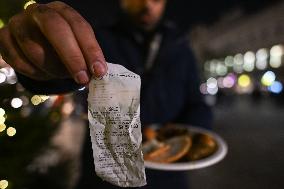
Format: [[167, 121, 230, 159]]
[[88, 63, 147, 187]]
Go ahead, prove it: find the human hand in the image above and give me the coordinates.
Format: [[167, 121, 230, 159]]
[[0, 1, 107, 85]]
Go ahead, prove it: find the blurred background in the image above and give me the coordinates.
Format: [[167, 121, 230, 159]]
[[1, 0, 284, 189]]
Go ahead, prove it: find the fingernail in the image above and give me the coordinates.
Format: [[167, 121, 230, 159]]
[[92, 61, 107, 77], [75, 71, 89, 84]]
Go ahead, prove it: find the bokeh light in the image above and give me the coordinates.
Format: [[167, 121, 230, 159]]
[[224, 56, 234, 67], [11, 98, 23, 108], [199, 83, 208, 94], [0, 180, 8, 189], [270, 45, 283, 68], [256, 48, 268, 70], [207, 86, 218, 95], [206, 77, 217, 89], [61, 101, 75, 116], [268, 81, 283, 94], [7, 127, 16, 137], [238, 74, 251, 88], [233, 54, 244, 73], [0, 116, 5, 124], [223, 74, 236, 88], [0, 108, 5, 117], [216, 63, 227, 76], [243, 51, 255, 72], [31, 95, 49, 105], [261, 71, 276, 86], [0, 123, 6, 132]]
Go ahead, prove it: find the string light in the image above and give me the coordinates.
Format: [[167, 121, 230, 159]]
[[0, 116, 5, 124], [0, 124, 6, 132], [31, 95, 49, 105], [7, 127, 16, 137], [0, 108, 5, 117], [0, 180, 8, 189]]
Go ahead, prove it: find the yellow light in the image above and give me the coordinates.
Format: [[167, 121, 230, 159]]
[[0, 116, 5, 124], [7, 127, 16, 137], [238, 74, 251, 88], [0, 108, 5, 117], [0, 124, 6, 132], [24, 0, 37, 9], [31, 95, 49, 105], [0, 180, 8, 189], [0, 19, 4, 29], [38, 95, 50, 101], [31, 95, 42, 105]]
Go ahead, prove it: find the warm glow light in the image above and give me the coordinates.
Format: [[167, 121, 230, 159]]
[[270, 45, 283, 57], [7, 127, 16, 137], [0, 180, 8, 189], [0, 108, 5, 117], [238, 74, 251, 88], [0, 116, 5, 124], [0, 124, 6, 132], [270, 45, 283, 68], [0, 19, 4, 29], [11, 98, 23, 108], [39, 95, 50, 101], [24, 0, 36, 9], [261, 71, 276, 86], [31, 95, 42, 105]]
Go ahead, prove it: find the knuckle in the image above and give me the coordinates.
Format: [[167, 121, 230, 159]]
[[72, 17, 92, 30], [87, 46, 103, 58], [33, 4, 54, 14], [68, 54, 84, 66]]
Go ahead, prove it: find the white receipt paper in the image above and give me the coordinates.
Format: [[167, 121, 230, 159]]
[[88, 63, 147, 187]]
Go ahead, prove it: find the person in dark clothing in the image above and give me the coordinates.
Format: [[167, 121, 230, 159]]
[[0, 0, 212, 188]]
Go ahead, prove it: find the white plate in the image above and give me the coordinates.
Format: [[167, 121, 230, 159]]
[[143, 125, 228, 171]]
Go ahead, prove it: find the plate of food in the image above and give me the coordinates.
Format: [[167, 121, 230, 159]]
[[142, 124, 228, 171]]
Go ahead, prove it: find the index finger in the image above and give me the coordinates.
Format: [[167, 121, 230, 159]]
[[26, 3, 90, 84], [47, 1, 107, 78]]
